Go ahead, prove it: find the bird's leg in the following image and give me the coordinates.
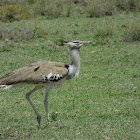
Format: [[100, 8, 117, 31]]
[[26, 86, 42, 125], [44, 92, 49, 120], [44, 87, 51, 122]]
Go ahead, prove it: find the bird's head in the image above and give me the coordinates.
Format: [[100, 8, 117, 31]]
[[64, 40, 92, 50]]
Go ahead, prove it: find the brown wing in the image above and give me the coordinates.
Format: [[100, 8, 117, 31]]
[[0, 61, 68, 85]]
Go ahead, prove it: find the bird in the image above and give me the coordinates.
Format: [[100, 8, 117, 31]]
[[0, 40, 92, 125]]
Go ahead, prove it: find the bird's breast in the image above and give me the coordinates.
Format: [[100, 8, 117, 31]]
[[67, 65, 80, 79]]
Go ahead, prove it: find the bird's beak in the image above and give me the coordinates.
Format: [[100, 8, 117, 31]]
[[82, 41, 92, 44]]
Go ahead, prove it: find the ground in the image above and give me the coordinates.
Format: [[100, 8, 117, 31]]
[[0, 12, 140, 139]]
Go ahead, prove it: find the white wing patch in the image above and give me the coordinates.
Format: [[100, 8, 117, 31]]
[[43, 73, 63, 82], [0, 85, 13, 90], [47, 72, 53, 79]]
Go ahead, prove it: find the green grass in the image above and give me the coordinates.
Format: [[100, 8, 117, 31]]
[[0, 13, 140, 139]]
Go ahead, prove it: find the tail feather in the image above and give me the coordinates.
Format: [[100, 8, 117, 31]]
[[0, 85, 13, 90]]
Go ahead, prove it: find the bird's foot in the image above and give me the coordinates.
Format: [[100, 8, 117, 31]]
[[47, 120, 50, 125], [47, 118, 51, 125], [37, 115, 41, 125]]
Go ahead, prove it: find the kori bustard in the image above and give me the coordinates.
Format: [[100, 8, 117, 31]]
[[0, 40, 92, 125]]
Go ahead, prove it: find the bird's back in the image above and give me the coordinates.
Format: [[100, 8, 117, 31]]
[[0, 61, 68, 87]]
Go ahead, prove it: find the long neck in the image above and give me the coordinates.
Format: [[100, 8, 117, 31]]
[[67, 49, 80, 79], [70, 49, 80, 68]]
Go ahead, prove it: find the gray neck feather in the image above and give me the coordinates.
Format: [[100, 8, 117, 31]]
[[67, 49, 80, 79]]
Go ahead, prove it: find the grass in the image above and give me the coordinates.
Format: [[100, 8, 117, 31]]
[[1, 0, 140, 22], [0, 3, 30, 22], [0, 12, 140, 139], [124, 22, 140, 42]]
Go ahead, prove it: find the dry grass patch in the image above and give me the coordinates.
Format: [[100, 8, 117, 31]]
[[0, 21, 47, 42], [31, 0, 64, 18], [0, 3, 30, 22], [124, 23, 140, 43], [87, 0, 117, 17], [115, 0, 140, 12], [93, 22, 113, 44], [87, 0, 140, 18]]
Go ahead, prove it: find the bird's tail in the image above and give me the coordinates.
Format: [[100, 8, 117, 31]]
[[0, 85, 13, 90]]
